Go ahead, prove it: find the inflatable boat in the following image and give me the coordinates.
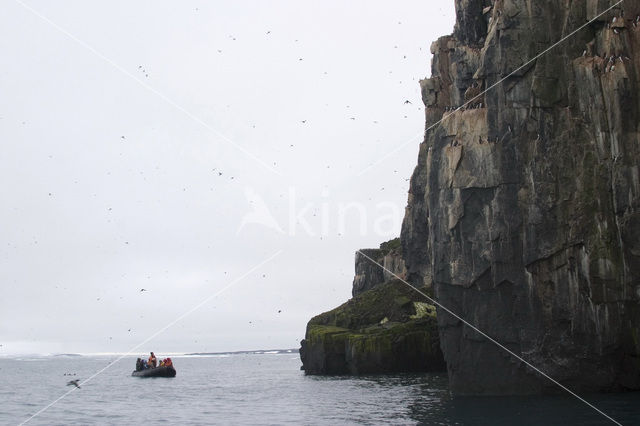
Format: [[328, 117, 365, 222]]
[[131, 365, 176, 377]]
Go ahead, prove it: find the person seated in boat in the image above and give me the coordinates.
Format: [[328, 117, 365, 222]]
[[135, 358, 143, 371], [164, 357, 172, 367], [148, 352, 157, 368], [159, 359, 165, 367]]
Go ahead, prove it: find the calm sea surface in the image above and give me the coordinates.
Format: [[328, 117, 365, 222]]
[[1, 353, 639, 425]]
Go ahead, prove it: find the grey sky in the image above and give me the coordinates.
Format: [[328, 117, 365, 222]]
[[0, 1, 455, 355]]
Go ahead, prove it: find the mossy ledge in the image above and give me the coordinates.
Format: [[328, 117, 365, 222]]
[[300, 279, 445, 375]]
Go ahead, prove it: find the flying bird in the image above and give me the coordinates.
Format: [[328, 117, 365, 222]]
[[140, 288, 147, 292], [404, 100, 412, 104], [67, 380, 81, 388]]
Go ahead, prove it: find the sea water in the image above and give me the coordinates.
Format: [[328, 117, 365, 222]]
[[1, 353, 639, 425]]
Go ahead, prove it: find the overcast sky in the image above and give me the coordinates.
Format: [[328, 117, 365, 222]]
[[0, 0, 456, 355]]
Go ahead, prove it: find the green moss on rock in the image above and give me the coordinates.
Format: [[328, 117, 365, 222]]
[[300, 279, 445, 374], [411, 302, 437, 319], [380, 237, 402, 254]]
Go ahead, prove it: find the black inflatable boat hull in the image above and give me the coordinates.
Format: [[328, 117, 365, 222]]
[[131, 366, 176, 377]]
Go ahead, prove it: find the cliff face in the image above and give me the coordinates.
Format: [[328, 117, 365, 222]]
[[403, 0, 640, 394], [352, 249, 386, 297], [352, 239, 406, 297]]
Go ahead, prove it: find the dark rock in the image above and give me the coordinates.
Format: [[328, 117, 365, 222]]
[[352, 238, 407, 297], [352, 249, 386, 297], [300, 279, 445, 375], [402, 0, 640, 394]]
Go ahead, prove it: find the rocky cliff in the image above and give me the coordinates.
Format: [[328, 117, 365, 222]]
[[352, 238, 406, 297], [300, 239, 441, 375], [300, 279, 445, 375], [402, 0, 640, 394]]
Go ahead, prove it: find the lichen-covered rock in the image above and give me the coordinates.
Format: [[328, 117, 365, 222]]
[[300, 279, 445, 375], [402, 0, 640, 394]]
